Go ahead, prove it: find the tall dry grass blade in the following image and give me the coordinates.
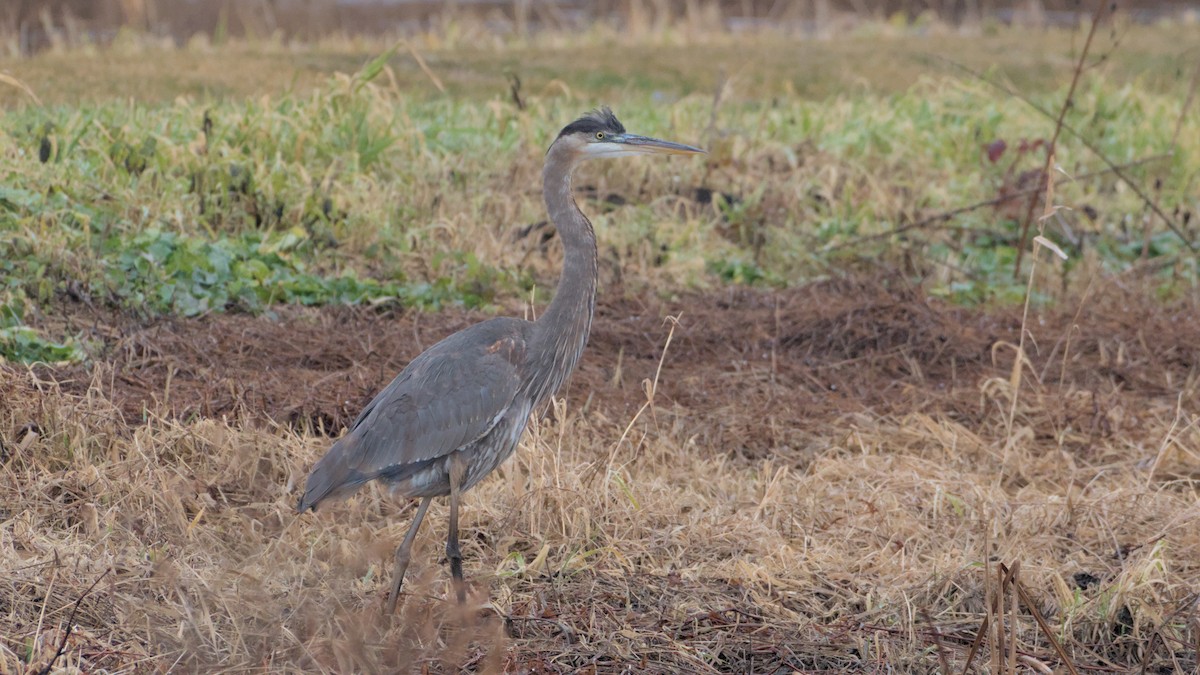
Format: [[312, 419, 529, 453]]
[[1009, 560, 1019, 675], [1031, 236, 1067, 261], [962, 607, 989, 674], [595, 314, 680, 485], [1011, 568, 1080, 675], [1183, 595, 1199, 675], [1048, 275, 1095, 388], [1006, 150, 1058, 437], [1146, 395, 1197, 487], [921, 607, 952, 675], [993, 563, 1005, 673], [974, 516, 994, 674], [33, 567, 56, 667], [0, 72, 42, 105], [405, 42, 445, 93], [34, 569, 110, 675], [1138, 630, 1162, 675]]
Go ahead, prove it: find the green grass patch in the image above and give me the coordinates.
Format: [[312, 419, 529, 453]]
[[0, 293, 83, 363], [1, 26, 1197, 361], [100, 227, 494, 316]]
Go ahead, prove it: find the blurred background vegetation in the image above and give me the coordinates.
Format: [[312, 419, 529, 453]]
[[3, 0, 1199, 54], [1, 1, 1197, 363]]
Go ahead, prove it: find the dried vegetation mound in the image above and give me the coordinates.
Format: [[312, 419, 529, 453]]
[[2, 276, 1198, 672]]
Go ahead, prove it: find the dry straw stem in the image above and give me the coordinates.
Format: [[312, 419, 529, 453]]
[[3, 275, 1200, 671], [992, 1, 1137, 516], [0, 71, 42, 105], [1005, 149, 1062, 435]]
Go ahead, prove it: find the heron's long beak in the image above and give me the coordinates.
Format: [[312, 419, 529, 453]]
[[583, 133, 706, 159], [614, 133, 705, 155]]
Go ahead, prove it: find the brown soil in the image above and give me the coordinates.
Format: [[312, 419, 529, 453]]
[[34, 275, 1197, 456]]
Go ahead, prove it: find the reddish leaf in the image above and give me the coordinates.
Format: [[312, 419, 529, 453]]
[[985, 139, 1007, 163]]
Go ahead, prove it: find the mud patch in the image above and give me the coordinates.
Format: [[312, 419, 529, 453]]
[[21, 274, 1200, 458]]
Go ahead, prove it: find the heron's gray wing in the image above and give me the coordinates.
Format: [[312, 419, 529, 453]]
[[297, 318, 529, 511]]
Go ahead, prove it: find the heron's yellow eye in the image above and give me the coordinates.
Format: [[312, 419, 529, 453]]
[[595, 132, 605, 140]]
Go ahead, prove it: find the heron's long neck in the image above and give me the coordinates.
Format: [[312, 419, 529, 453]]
[[530, 146, 598, 403]]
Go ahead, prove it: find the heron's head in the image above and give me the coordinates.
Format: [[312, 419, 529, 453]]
[[553, 107, 704, 160]]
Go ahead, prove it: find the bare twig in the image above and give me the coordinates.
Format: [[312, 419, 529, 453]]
[[1138, 630, 1162, 675], [1008, 565, 1080, 675], [963, 553, 1020, 675], [36, 568, 111, 675], [1011, 0, 1105, 278], [1009, 561, 1019, 675], [1140, 54, 1200, 259], [826, 154, 1169, 252], [961, 605, 989, 673], [508, 71, 525, 111], [1170, 56, 1200, 148], [936, 57, 1197, 259]]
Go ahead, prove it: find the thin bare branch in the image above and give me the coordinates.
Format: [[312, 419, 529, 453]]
[[35, 569, 111, 675], [1010, 1, 1106, 277]]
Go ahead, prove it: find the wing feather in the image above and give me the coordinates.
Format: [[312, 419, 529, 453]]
[[297, 318, 529, 511]]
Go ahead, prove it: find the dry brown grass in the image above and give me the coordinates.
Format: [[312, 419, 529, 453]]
[[3, 10, 1199, 669], [4, 20, 1196, 108], [2, 276, 1198, 672]]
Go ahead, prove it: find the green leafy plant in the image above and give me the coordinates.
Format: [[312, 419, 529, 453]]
[[0, 293, 83, 363]]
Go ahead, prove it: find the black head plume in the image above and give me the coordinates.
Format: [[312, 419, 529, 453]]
[[557, 107, 626, 139]]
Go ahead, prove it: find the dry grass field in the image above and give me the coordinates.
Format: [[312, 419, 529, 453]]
[[5, 278, 1200, 672], [2, 8, 1199, 674]]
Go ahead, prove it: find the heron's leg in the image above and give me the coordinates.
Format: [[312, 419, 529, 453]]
[[446, 454, 467, 604], [387, 496, 433, 614]]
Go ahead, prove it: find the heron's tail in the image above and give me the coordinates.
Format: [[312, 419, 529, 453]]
[[296, 435, 369, 513]]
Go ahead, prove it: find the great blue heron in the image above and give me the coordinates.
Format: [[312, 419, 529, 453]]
[[296, 108, 703, 612]]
